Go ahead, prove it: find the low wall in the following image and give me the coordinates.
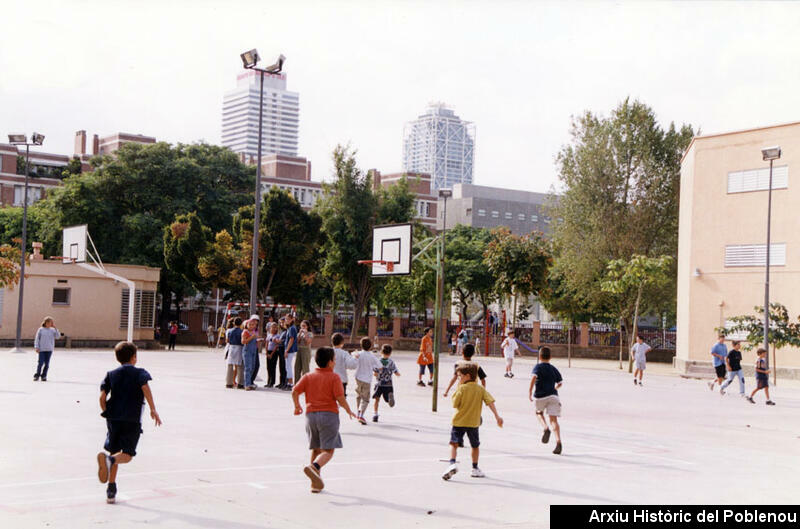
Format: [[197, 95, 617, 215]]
[[675, 357, 800, 380], [527, 344, 675, 364], [0, 338, 162, 350]]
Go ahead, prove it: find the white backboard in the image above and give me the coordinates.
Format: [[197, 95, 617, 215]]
[[62, 225, 88, 263], [371, 223, 412, 276]]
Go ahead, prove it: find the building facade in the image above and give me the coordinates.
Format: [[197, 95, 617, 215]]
[[437, 183, 553, 236], [372, 171, 438, 228], [222, 71, 300, 158], [403, 103, 475, 190], [677, 121, 800, 375]]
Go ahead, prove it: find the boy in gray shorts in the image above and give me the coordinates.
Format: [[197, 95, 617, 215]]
[[528, 346, 563, 455], [292, 347, 356, 493]]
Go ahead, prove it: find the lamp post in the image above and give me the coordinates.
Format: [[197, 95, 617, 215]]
[[240, 49, 285, 313], [760, 145, 781, 370], [7, 132, 45, 354], [431, 188, 451, 412]]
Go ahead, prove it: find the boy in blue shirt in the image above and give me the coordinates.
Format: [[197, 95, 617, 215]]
[[708, 335, 728, 391], [528, 346, 563, 455], [96, 342, 162, 503]]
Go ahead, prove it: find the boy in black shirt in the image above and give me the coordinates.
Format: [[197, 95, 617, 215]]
[[528, 346, 563, 455], [96, 342, 162, 503], [720, 340, 745, 396], [443, 344, 487, 397]]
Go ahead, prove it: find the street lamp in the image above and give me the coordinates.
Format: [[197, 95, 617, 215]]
[[760, 145, 781, 370], [7, 132, 45, 353], [240, 49, 285, 313]]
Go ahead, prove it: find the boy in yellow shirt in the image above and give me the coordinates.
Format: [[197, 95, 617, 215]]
[[442, 364, 503, 480]]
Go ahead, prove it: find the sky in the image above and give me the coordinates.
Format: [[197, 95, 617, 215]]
[[2, 1, 800, 194]]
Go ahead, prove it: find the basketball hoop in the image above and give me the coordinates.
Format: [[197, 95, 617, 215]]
[[358, 260, 394, 273]]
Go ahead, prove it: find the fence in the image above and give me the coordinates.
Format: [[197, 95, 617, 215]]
[[588, 328, 620, 347], [401, 317, 435, 338], [539, 322, 581, 345], [376, 316, 393, 337]]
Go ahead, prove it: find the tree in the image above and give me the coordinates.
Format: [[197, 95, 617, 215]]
[[315, 146, 414, 339], [198, 229, 249, 300], [550, 98, 694, 331], [443, 225, 496, 320], [600, 254, 673, 371], [483, 227, 552, 326], [163, 212, 213, 292], [0, 243, 22, 289], [718, 303, 800, 385], [383, 225, 436, 320]]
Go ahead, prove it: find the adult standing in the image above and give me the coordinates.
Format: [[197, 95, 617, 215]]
[[295, 320, 314, 381], [242, 315, 261, 391], [33, 317, 60, 381], [707, 334, 728, 391], [225, 317, 244, 389], [265, 322, 281, 388], [167, 321, 178, 351], [275, 317, 289, 389], [283, 313, 298, 391]]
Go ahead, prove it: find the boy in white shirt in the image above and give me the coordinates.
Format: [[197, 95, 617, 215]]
[[352, 337, 381, 425], [331, 333, 358, 396], [631, 335, 651, 386], [501, 330, 519, 378]]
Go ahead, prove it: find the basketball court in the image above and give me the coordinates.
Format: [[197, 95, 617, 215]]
[[1, 347, 798, 528]]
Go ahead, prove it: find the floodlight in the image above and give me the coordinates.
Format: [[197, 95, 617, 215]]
[[32, 133, 45, 145], [240, 48, 260, 68], [438, 188, 453, 199], [761, 146, 781, 161], [8, 134, 27, 144], [263, 54, 286, 74]]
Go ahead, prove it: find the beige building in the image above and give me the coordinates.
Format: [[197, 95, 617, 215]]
[[0, 250, 160, 346], [677, 121, 800, 376]]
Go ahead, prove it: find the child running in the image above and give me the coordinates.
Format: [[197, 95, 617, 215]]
[[443, 343, 486, 397], [442, 364, 503, 480], [746, 348, 776, 405], [501, 330, 519, 378], [96, 341, 162, 503], [331, 333, 357, 395], [417, 327, 434, 386], [529, 346, 563, 455], [373, 345, 400, 422], [292, 347, 356, 493], [353, 337, 381, 425], [631, 335, 651, 386]]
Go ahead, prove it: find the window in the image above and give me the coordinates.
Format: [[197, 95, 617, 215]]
[[543, 217, 551, 224], [531, 214, 538, 222], [52, 288, 70, 305], [465, 208, 472, 216], [504, 212, 512, 220], [14, 186, 41, 206], [724, 243, 786, 267], [491, 211, 499, 218], [518, 213, 526, 221], [477, 209, 486, 217], [120, 290, 157, 328], [727, 165, 788, 194]]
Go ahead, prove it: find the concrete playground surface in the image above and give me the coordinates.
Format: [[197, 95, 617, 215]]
[[1, 347, 799, 529]]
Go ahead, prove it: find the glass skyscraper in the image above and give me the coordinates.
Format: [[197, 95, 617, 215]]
[[402, 103, 475, 190]]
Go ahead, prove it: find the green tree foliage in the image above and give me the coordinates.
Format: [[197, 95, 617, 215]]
[[601, 254, 673, 371], [315, 146, 414, 339], [484, 227, 552, 325], [163, 212, 213, 291], [550, 98, 694, 327], [383, 225, 436, 318], [443, 225, 496, 319]]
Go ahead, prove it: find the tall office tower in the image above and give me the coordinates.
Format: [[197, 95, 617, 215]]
[[402, 103, 475, 190], [221, 70, 299, 158]]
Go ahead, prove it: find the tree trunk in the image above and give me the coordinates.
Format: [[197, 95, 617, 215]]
[[262, 268, 277, 302], [618, 317, 623, 370], [628, 286, 643, 373]]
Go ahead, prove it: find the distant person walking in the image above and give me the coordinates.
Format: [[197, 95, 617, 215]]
[[225, 317, 244, 389], [33, 317, 60, 382], [296, 320, 314, 381], [747, 348, 775, 405], [707, 335, 728, 391], [720, 340, 745, 397], [631, 335, 651, 386], [167, 321, 178, 351]]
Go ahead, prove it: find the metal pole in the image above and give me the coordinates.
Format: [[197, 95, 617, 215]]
[[12, 145, 31, 353], [763, 158, 773, 370], [249, 70, 265, 312], [432, 196, 447, 412]]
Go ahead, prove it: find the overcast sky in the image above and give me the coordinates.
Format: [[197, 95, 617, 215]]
[[3, 1, 800, 193]]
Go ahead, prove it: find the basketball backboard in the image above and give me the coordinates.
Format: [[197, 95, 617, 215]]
[[62, 225, 88, 263], [371, 223, 412, 276]]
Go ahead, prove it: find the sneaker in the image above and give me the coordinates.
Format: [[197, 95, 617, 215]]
[[442, 463, 458, 481], [504, 373, 510, 378], [282, 384, 293, 391], [372, 415, 379, 423], [638, 381, 643, 386], [766, 400, 776, 406], [541, 429, 551, 444], [245, 386, 255, 391], [417, 381, 425, 387], [388, 393, 395, 407], [225, 384, 233, 388], [746, 396, 755, 403], [96, 452, 109, 483], [237, 384, 245, 389], [708, 381, 715, 391], [33, 374, 40, 381], [311, 487, 321, 493], [427, 381, 434, 386], [106, 482, 117, 504], [553, 442, 563, 455], [303, 465, 324, 491], [509, 373, 514, 378], [358, 416, 367, 425], [470, 467, 486, 478], [41, 376, 47, 382], [720, 387, 725, 395]]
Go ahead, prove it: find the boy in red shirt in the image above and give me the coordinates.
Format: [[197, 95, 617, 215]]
[[417, 327, 435, 386], [292, 347, 356, 493]]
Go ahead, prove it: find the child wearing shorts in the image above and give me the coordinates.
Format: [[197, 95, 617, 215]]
[[353, 337, 381, 425], [442, 363, 503, 480], [529, 346, 563, 455], [96, 342, 162, 503], [747, 348, 775, 405], [631, 335, 651, 386], [292, 347, 356, 493], [501, 330, 519, 378], [373, 345, 400, 422]]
